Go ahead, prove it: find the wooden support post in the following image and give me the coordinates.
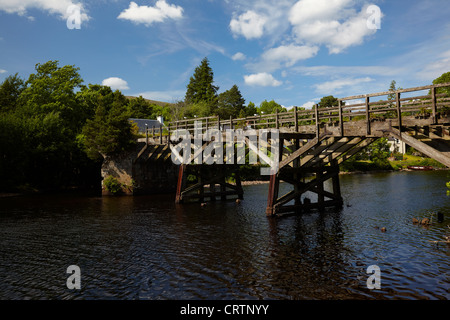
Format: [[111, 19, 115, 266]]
[[159, 124, 163, 144], [294, 106, 298, 132], [230, 116, 233, 130], [396, 92, 402, 136], [315, 104, 320, 140], [145, 125, 149, 145], [266, 174, 279, 216], [431, 86, 438, 124], [167, 126, 170, 145], [275, 109, 279, 129], [331, 160, 342, 206], [339, 100, 344, 136], [365, 96, 371, 135], [175, 165, 186, 203]]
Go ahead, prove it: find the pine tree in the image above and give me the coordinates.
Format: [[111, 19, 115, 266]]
[[185, 57, 219, 107], [217, 84, 245, 118]]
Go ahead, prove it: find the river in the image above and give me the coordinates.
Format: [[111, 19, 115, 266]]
[[0, 171, 449, 300]]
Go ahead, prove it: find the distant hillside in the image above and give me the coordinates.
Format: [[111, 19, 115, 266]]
[[125, 96, 175, 107]]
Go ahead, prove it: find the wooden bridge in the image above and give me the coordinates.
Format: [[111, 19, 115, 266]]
[[142, 83, 450, 216]]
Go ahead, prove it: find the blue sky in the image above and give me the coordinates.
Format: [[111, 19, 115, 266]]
[[0, 0, 450, 109]]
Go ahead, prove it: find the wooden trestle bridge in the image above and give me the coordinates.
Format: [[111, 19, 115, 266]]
[[143, 83, 450, 216]]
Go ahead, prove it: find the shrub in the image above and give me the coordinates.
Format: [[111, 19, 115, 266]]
[[103, 176, 123, 195]]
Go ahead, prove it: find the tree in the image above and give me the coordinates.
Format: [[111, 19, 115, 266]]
[[0, 73, 25, 113], [127, 96, 154, 119], [185, 57, 219, 107], [217, 85, 245, 119], [319, 96, 339, 108], [80, 86, 137, 160], [432, 71, 450, 96], [243, 101, 258, 117], [259, 100, 286, 114], [388, 80, 397, 102]]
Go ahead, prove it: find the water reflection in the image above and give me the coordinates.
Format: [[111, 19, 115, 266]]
[[0, 171, 449, 300]]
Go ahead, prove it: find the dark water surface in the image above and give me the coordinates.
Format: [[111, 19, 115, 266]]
[[0, 171, 449, 300]]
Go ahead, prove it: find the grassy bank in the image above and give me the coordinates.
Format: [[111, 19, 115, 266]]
[[340, 154, 447, 173]]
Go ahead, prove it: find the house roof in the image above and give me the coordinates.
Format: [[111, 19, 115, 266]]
[[129, 118, 163, 133]]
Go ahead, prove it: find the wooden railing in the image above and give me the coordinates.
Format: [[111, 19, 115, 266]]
[[145, 82, 450, 142]]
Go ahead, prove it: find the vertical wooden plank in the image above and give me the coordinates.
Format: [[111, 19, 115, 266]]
[[266, 174, 279, 216], [167, 126, 170, 145], [294, 106, 298, 132], [175, 164, 186, 203], [431, 86, 437, 124], [396, 92, 402, 136], [275, 109, 279, 129], [315, 104, 320, 140], [159, 124, 163, 144], [365, 96, 371, 135], [338, 100, 344, 136]]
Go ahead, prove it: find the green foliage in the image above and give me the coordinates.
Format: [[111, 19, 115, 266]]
[[432, 71, 450, 96], [81, 87, 137, 160], [341, 138, 393, 172], [319, 96, 339, 108], [0, 73, 25, 113], [183, 100, 213, 118], [259, 100, 286, 114], [185, 57, 219, 106], [0, 61, 103, 191], [244, 102, 258, 117], [103, 176, 123, 195], [127, 96, 154, 119], [217, 84, 245, 119]]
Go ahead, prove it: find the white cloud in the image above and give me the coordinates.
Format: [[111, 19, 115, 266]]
[[102, 77, 130, 91], [299, 101, 316, 109], [244, 72, 282, 87], [246, 44, 319, 73], [262, 44, 319, 67], [314, 77, 374, 94], [232, 52, 246, 61], [0, 0, 89, 22], [290, 0, 352, 24], [230, 10, 267, 39], [289, 0, 380, 54], [0, 69, 6, 74], [118, 1, 183, 26]]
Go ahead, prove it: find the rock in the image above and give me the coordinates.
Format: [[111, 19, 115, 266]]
[[201, 203, 207, 207], [380, 227, 387, 232], [236, 199, 241, 204], [421, 218, 430, 225], [412, 217, 419, 224]]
